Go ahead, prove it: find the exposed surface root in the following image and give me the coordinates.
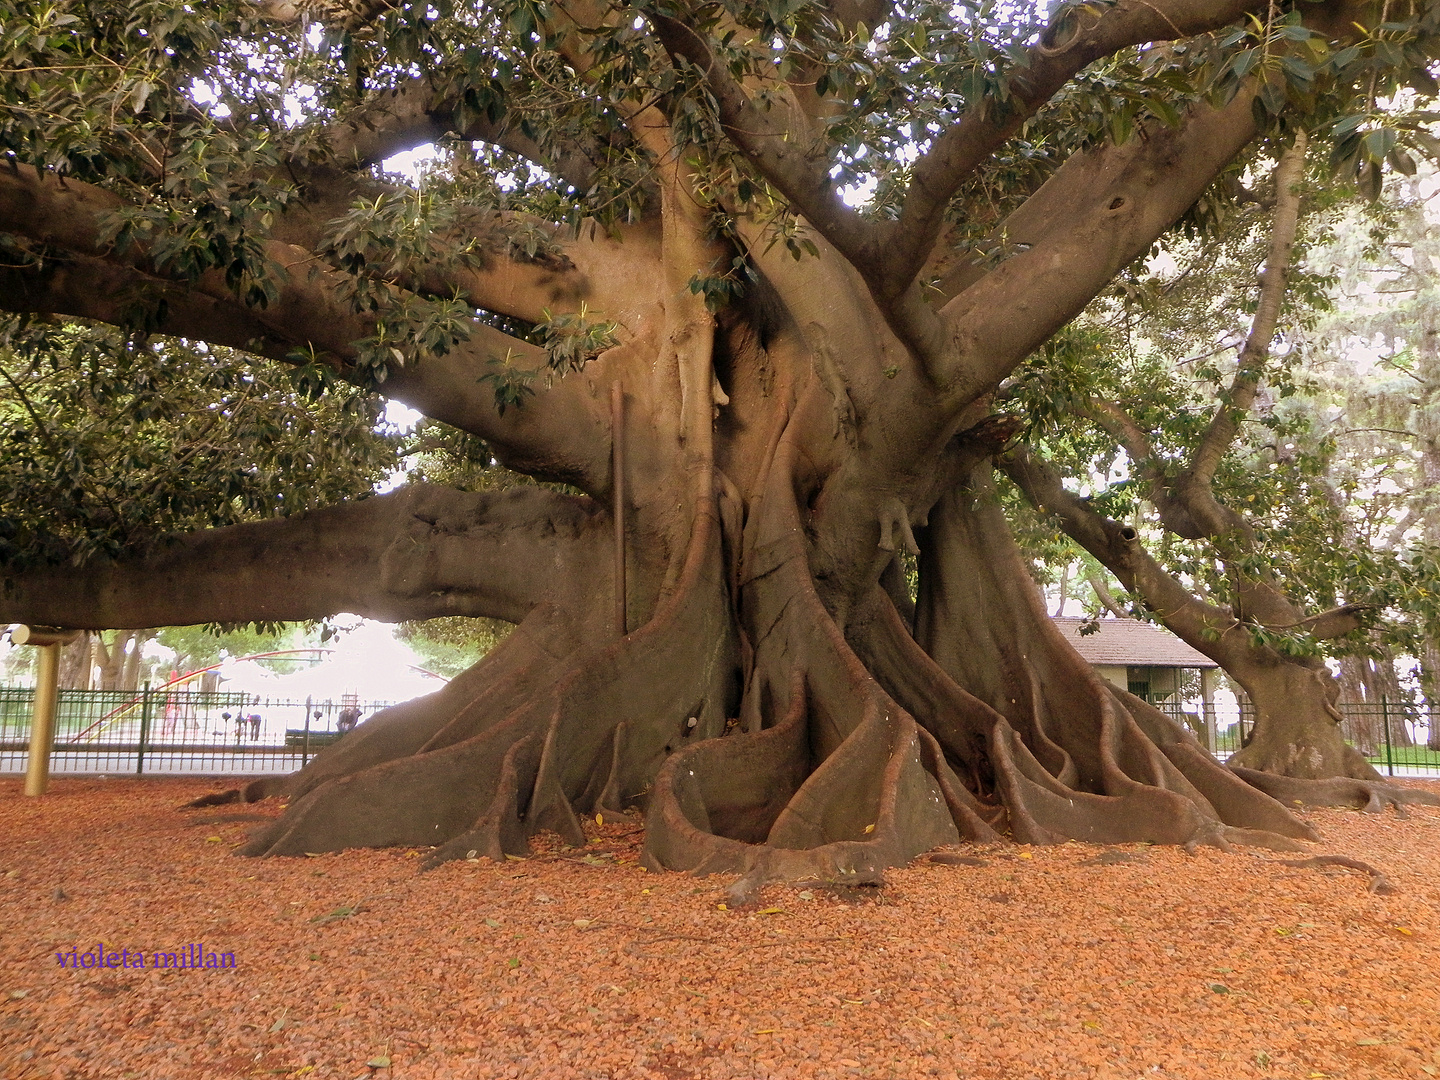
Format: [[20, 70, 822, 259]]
[[1273, 854, 1399, 895], [1081, 850, 1147, 866], [236, 504, 738, 862], [891, 471, 1317, 852], [642, 436, 1321, 894], [182, 775, 292, 808], [927, 852, 989, 866], [283, 604, 585, 807], [184, 790, 241, 808], [641, 406, 979, 895], [182, 812, 272, 827], [1230, 765, 1440, 817]]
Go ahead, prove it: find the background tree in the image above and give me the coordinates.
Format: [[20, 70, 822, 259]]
[[0, 319, 400, 568], [1299, 171, 1440, 749], [3, 0, 1438, 884], [1, 315, 399, 688], [1002, 138, 1424, 792], [395, 616, 515, 677]]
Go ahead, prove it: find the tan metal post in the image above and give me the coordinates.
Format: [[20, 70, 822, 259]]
[[13, 625, 80, 796]]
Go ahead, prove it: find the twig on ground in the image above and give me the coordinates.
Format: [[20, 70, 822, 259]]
[[1274, 855, 1398, 895]]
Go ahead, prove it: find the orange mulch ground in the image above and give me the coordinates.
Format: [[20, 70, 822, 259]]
[[2, 777, 1438, 1080]]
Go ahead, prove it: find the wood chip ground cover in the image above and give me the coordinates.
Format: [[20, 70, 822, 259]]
[[2, 778, 1438, 1080]]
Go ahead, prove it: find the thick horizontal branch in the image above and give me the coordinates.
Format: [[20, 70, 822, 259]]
[[0, 165, 615, 486], [0, 484, 612, 629], [0, 163, 369, 355], [204, 159, 655, 333]]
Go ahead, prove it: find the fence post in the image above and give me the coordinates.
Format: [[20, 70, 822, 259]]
[[302, 695, 312, 767], [136, 682, 152, 775], [1381, 694, 1395, 777]]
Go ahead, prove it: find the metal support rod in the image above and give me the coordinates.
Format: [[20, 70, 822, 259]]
[[302, 695, 313, 767], [611, 380, 627, 638], [14, 626, 78, 797], [24, 642, 61, 796], [136, 682, 152, 775]]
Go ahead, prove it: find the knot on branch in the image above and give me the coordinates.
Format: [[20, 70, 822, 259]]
[[877, 498, 920, 556]]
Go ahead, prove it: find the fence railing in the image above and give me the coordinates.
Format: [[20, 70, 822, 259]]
[[4, 686, 1438, 779], [0, 686, 401, 776], [1153, 698, 1440, 776]]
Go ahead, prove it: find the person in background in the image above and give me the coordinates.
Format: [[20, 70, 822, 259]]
[[336, 706, 361, 734], [249, 713, 262, 741]]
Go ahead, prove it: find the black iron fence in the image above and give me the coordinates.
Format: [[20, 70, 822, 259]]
[[4, 686, 1437, 779], [1155, 698, 1440, 776], [0, 686, 401, 776]]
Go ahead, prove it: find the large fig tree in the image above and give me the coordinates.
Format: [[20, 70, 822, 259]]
[[3, 0, 1438, 886]]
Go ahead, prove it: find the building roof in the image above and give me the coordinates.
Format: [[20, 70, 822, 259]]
[[1052, 616, 1219, 669]]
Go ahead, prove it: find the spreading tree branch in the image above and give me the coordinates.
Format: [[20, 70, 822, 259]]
[[935, 85, 1261, 401], [1076, 398, 1215, 539], [1003, 444, 1364, 662], [0, 166, 613, 485], [887, 0, 1262, 300], [653, 0, 1263, 312], [322, 76, 602, 190], [1078, 136, 1309, 627], [0, 484, 610, 629], [1186, 130, 1308, 497], [1001, 446, 1243, 658], [1088, 573, 1129, 618], [1275, 605, 1371, 640]]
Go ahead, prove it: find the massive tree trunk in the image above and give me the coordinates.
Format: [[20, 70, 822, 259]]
[[4, 359, 1334, 885], [243, 401, 1322, 887], [2, 0, 1420, 881], [2, 220, 1342, 880]]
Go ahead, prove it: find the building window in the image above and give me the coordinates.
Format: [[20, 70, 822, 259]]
[[1127, 666, 1152, 701]]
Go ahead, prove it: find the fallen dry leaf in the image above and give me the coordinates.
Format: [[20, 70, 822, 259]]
[[2, 775, 1438, 1080]]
